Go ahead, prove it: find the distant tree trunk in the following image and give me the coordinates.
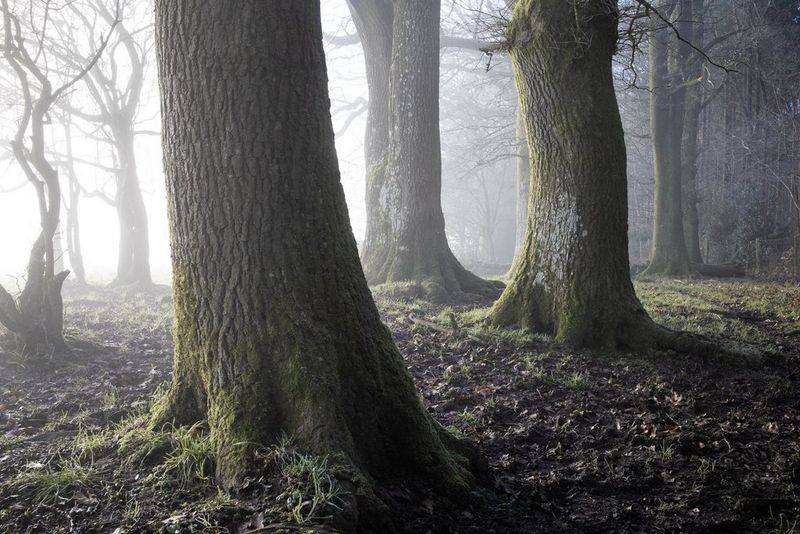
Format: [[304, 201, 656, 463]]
[[642, 0, 694, 276], [514, 105, 529, 254], [153, 0, 477, 509], [61, 119, 87, 285], [355, 0, 495, 298], [0, 0, 72, 352], [53, 223, 65, 274], [346, 0, 394, 267], [489, 0, 665, 349], [113, 128, 151, 286], [681, 0, 705, 265]]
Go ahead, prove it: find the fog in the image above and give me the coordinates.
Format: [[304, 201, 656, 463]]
[[0, 0, 797, 286]]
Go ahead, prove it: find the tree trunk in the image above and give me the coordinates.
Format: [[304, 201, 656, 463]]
[[113, 128, 151, 286], [488, 0, 663, 349], [346, 0, 394, 263], [153, 0, 477, 510], [514, 105, 530, 254], [62, 120, 87, 285], [681, 0, 705, 265], [642, 0, 694, 276], [350, 0, 497, 299]]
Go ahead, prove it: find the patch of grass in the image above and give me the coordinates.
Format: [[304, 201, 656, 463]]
[[116, 414, 173, 467], [5, 457, 95, 504], [456, 407, 481, 428], [200, 487, 241, 511], [158, 423, 214, 487], [101, 388, 119, 410], [266, 436, 344, 524], [74, 425, 113, 459], [657, 441, 675, 463], [0, 434, 29, 447], [523, 355, 550, 381], [564, 371, 587, 389], [473, 325, 541, 347], [636, 279, 800, 344], [443, 360, 471, 381]]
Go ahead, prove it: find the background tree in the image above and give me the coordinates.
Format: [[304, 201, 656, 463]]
[[490, 0, 682, 349], [153, 0, 479, 515], [49, 0, 154, 286], [348, 0, 500, 297], [0, 0, 112, 351]]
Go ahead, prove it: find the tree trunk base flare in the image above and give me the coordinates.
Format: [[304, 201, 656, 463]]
[[484, 0, 755, 359], [0, 236, 69, 354], [364, 244, 504, 302], [356, 0, 502, 303], [693, 263, 746, 278], [640, 255, 697, 277], [152, 1, 483, 525]]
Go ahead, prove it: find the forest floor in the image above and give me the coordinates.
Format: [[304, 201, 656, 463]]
[[0, 278, 799, 533]]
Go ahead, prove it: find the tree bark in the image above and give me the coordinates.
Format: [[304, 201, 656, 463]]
[[488, 0, 664, 349], [350, 0, 497, 299], [514, 105, 530, 254], [346, 0, 394, 267], [681, 0, 705, 265], [641, 0, 694, 276], [153, 0, 477, 509]]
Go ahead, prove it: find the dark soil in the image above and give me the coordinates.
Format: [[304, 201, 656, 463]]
[[1, 281, 799, 533]]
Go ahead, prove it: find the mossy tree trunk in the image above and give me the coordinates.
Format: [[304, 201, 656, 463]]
[[154, 0, 477, 503], [488, 0, 664, 349], [642, 0, 695, 276], [514, 105, 530, 254], [349, 0, 496, 298]]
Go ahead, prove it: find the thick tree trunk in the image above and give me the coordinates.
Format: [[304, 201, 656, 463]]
[[154, 0, 477, 508], [489, 0, 664, 349], [113, 129, 151, 286], [642, 0, 694, 276], [350, 0, 497, 299]]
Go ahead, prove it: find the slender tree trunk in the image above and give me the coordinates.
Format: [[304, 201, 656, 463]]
[[113, 128, 151, 286], [489, 0, 666, 349], [62, 120, 87, 285], [642, 0, 694, 276], [153, 0, 478, 512], [681, 0, 705, 265]]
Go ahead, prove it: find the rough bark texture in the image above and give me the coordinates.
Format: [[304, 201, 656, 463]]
[[350, 0, 497, 299], [488, 0, 662, 349], [154, 0, 476, 505], [514, 105, 530, 254], [642, 0, 694, 276]]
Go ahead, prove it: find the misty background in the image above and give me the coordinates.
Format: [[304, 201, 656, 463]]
[[0, 0, 796, 285]]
